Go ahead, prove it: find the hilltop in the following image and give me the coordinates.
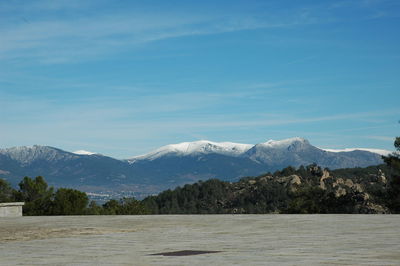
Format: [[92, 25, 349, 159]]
[[142, 164, 391, 214]]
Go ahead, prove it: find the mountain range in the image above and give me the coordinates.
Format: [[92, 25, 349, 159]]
[[0, 138, 390, 197]]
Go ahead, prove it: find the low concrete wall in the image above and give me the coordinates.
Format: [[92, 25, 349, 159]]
[[0, 202, 25, 217]]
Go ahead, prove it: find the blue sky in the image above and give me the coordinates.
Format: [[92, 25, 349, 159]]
[[0, 0, 399, 158]]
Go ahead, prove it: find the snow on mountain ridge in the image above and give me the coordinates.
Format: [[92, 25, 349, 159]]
[[0, 145, 77, 165], [73, 150, 96, 155], [259, 137, 309, 148], [0, 138, 391, 163], [322, 148, 392, 156], [129, 140, 253, 162], [128, 137, 389, 162]]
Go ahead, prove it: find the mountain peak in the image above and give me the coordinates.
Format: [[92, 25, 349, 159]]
[[259, 137, 309, 148], [129, 140, 253, 162], [0, 145, 76, 165], [0, 145, 56, 154]]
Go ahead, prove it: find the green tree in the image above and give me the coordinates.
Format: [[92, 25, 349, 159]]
[[118, 197, 148, 215], [383, 136, 400, 213], [16, 176, 54, 215], [85, 200, 103, 215], [142, 196, 159, 214], [285, 185, 327, 214], [0, 179, 16, 203], [102, 199, 120, 214], [52, 188, 89, 215]]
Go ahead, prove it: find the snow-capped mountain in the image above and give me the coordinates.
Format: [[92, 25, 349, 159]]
[[244, 137, 319, 164], [257, 137, 310, 149], [130, 137, 388, 168], [243, 137, 386, 170], [0, 138, 390, 197], [0, 145, 79, 166], [0, 145, 133, 189], [129, 140, 253, 162]]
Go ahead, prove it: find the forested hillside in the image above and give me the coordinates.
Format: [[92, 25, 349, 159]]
[[142, 164, 392, 214]]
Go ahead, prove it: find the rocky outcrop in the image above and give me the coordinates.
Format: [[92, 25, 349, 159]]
[[278, 167, 389, 213], [276, 175, 301, 192], [319, 169, 331, 189], [378, 169, 387, 184]]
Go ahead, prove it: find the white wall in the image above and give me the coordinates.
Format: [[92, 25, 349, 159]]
[[0, 202, 24, 217]]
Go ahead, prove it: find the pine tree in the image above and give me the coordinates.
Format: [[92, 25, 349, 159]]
[[383, 136, 400, 212]]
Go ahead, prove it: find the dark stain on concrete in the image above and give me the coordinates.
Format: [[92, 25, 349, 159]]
[[150, 250, 222, 256]]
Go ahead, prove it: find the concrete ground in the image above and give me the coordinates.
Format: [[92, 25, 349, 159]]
[[1, 215, 399, 265]]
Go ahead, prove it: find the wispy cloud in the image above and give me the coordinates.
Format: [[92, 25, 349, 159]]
[[0, 1, 326, 64], [1, 1, 397, 64], [0, 14, 206, 63]]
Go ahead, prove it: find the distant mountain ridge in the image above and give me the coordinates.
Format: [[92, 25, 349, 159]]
[[129, 137, 390, 161], [128, 140, 253, 162], [0, 138, 390, 197]]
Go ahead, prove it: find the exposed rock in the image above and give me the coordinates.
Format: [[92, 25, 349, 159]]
[[289, 175, 302, 186], [319, 169, 331, 190], [276, 175, 301, 185], [335, 187, 347, 197], [378, 169, 387, 184], [362, 193, 370, 201], [259, 176, 273, 183], [276, 175, 301, 192], [365, 202, 390, 214], [333, 178, 344, 187], [352, 183, 364, 193], [248, 180, 256, 185], [344, 179, 354, 187]]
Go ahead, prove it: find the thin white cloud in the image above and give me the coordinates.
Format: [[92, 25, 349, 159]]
[[0, 2, 324, 64], [0, 13, 213, 63], [1, 0, 397, 65]]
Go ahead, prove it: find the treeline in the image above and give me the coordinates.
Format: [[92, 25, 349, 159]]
[[0, 176, 147, 215], [0, 164, 398, 215]]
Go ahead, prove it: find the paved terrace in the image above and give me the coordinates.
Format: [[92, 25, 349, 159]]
[[0, 215, 399, 265]]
